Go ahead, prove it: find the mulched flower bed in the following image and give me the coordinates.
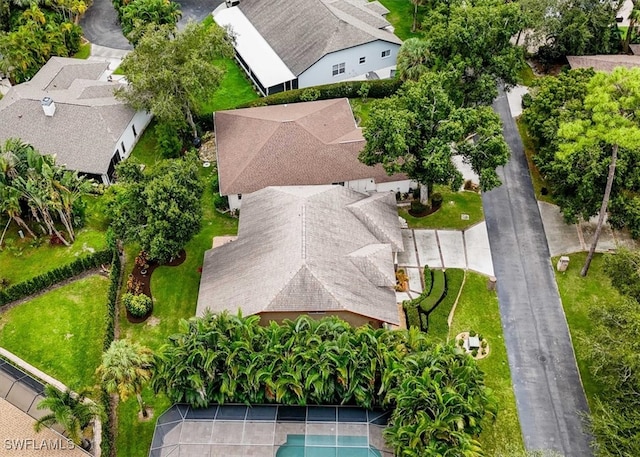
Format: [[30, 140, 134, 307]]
[[126, 250, 187, 323]]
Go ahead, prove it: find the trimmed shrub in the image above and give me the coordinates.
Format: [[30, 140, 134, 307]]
[[0, 249, 113, 306], [431, 192, 443, 210], [403, 301, 421, 329], [122, 293, 152, 318], [155, 121, 183, 159], [418, 269, 447, 314], [423, 266, 433, 296], [237, 78, 402, 108], [409, 200, 429, 217]]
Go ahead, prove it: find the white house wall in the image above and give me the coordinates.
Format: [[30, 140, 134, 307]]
[[229, 194, 242, 211], [114, 110, 152, 161], [376, 180, 416, 194], [298, 40, 400, 88]]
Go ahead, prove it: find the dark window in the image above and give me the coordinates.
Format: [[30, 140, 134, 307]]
[[359, 57, 366, 64], [132, 124, 137, 137], [121, 141, 126, 154], [381, 49, 391, 58], [238, 194, 242, 200], [332, 63, 345, 76]]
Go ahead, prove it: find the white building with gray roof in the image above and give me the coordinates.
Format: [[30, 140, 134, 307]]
[[214, 0, 402, 95], [0, 57, 151, 184], [197, 185, 404, 327]]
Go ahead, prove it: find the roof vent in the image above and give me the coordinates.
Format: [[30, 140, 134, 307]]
[[41, 97, 56, 117]]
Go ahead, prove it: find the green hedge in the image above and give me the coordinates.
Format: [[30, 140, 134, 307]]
[[236, 78, 402, 108], [0, 249, 113, 306], [423, 266, 433, 296], [419, 269, 447, 314], [403, 300, 421, 329]]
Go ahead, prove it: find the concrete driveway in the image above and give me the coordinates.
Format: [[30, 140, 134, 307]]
[[396, 222, 494, 300], [80, 0, 224, 49]]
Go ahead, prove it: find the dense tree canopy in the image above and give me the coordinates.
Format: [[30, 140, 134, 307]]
[[0, 3, 83, 83], [106, 152, 203, 262], [153, 312, 496, 456], [398, 0, 524, 105], [359, 73, 509, 200], [113, 0, 181, 46], [116, 22, 233, 139]]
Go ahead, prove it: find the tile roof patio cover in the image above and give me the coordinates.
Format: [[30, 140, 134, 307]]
[[214, 7, 296, 89], [149, 404, 394, 457]]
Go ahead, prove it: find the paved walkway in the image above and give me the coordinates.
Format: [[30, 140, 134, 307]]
[[482, 88, 592, 456], [396, 222, 493, 301]]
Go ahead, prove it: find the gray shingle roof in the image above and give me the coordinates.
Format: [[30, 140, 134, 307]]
[[238, 0, 401, 75], [567, 54, 640, 72], [197, 185, 403, 325], [0, 57, 136, 176], [215, 98, 406, 195]]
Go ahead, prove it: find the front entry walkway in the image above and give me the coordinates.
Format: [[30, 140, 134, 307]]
[[396, 222, 494, 301]]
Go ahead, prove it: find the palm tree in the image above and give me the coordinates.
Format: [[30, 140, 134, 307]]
[[410, 0, 425, 32], [0, 184, 36, 244], [34, 385, 100, 447], [623, 1, 640, 53], [96, 339, 154, 417], [396, 38, 432, 82]]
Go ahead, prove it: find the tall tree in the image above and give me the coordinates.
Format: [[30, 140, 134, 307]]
[[96, 339, 154, 417], [552, 68, 640, 275], [396, 38, 432, 82], [415, 0, 525, 105], [116, 22, 233, 140], [106, 152, 203, 262], [34, 385, 100, 447], [359, 73, 509, 203]]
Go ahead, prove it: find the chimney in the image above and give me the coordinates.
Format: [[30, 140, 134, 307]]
[[41, 97, 56, 117]]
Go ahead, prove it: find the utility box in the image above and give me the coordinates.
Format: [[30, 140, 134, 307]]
[[557, 256, 570, 272]]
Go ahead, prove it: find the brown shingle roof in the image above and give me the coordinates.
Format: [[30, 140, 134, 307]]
[[567, 54, 640, 72], [197, 185, 403, 325], [215, 99, 405, 195]]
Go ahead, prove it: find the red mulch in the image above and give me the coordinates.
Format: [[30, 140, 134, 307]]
[[125, 250, 187, 323]]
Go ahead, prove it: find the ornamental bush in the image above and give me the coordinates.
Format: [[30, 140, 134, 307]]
[[122, 293, 152, 317]]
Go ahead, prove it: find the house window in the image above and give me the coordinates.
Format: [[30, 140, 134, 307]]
[[121, 141, 126, 154], [132, 124, 137, 137], [332, 63, 345, 76], [359, 57, 366, 64], [238, 194, 242, 200], [381, 49, 391, 58]]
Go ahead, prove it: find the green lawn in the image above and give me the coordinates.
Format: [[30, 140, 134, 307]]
[[0, 275, 109, 390], [425, 268, 464, 342], [399, 188, 483, 230], [553, 252, 611, 406], [198, 57, 259, 114], [517, 63, 537, 87], [377, 0, 426, 40], [349, 98, 374, 126], [0, 223, 107, 285], [516, 117, 555, 204], [448, 272, 524, 455], [73, 42, 91, 59]]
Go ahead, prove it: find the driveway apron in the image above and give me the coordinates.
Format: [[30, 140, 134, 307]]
[[482, 88, 592, 455]]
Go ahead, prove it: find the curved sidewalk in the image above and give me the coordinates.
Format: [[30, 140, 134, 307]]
[[482, 88, 592, 456]]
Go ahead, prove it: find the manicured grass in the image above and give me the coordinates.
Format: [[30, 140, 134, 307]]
[[553, 252, 611, 406], [517, 63, 537, 87], [516, 117, 555, 204], [425, 268, 464, 342], [349, 98, 374, 126], [73, 43, 91, 59], [0, 275, 109, 390], [398, 187, 483, 230], [198, 57, 259, 114], [377, 0, 426, 40], [448, 272, 524, 455], [0, 225, 107, 284], [127, 121, 161, 169], [112, 66, 125, 76]]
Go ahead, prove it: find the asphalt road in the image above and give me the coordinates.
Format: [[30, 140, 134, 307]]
[[482, 89, 593, 456], [80, 0, 223, 50]]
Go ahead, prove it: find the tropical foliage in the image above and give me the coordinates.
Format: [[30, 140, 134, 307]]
[[34, 385, 100, 446], [153, 312, 496, 456], [105, 152, 203, 262], [112, 0, 181, 46], [0, 2, 83, 83], [97, 339, 154, 417], [0, 138, 96, 246]]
